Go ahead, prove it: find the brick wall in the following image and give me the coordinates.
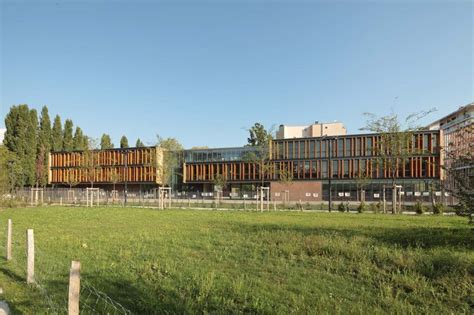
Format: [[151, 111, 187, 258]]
[[270, 181, 323, 202]]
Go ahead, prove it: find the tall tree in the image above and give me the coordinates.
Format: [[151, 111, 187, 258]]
[[100, 134, 114, 149], [73, 127, 87, 150], [4, 105, 35, 186], [360, 109, 435, 214], [0, 146, 14, 192], [63, 119, 74, 151], [135, 138, 145, 147], [51, 115, 63, 151], [247, 123, 270, 147], [37, 106, 52, 186], [120, 135, 129, 148], [26, 108, 39, 186]]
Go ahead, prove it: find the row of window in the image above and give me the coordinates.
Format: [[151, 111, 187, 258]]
[[50, 166, 157, 184], [272, 133, 439, 160], [184, 157, 440, 182], [183, 147, 259, 163], [51, 148, 156, 168]]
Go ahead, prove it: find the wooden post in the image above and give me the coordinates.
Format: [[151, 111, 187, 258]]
[[26, 229, 34, 284], [383, 186, 386, 214], [6, 219, 12, 261], [68, 261, 81, 315]]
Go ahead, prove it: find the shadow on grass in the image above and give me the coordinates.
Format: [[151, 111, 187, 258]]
[[226, 222, 474, 250]]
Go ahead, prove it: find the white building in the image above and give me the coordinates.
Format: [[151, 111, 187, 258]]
[[276, 121, 347, 139]]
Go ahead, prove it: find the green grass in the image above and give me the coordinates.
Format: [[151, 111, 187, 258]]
[[0, 207, 472, 314]]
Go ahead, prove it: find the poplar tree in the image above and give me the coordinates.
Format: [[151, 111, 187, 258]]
[[100, 134, 114, 149], [26, 108, 39, 186], [51, 115, 63, 151], [120, 136, 129, 148], [37, 106, 52, 186], [136, 138, 145, 147], [63, 119, 74, 151], [73, 127, 86, 150], [4, 105, 37, 186]]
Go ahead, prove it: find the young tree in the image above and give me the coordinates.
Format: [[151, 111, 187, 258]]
[[243, 123, 274, 188], [64, 168, 80, 189], [51, 115, 63, 151], [278, 165, 294, 205], [361, 109, 435, 214], [213, 174, 227, 203], [82, 140, 101, 188], [354, 174, 370, 202], [100, 134, 114, 149], [120, 136, 129, 148], [156, 135, 184, 188], [63, 119, 74, 151], [136, 138, 145, 147]]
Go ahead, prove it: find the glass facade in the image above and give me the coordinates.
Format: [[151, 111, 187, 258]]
[[184, 147, 259, 163]]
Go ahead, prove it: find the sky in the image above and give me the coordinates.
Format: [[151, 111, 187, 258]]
[[1, 0, 472, 148]]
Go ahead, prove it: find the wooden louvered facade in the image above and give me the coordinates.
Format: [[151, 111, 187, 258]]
[[183, 131, 442, 184], [49, 147, 161, 185]]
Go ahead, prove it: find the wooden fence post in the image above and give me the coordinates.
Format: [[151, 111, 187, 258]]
[[68, 261, 81, 315], [26, 229, 34, 284], [6, 219, 12, 261]]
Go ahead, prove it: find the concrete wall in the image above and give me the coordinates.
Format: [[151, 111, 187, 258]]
[[276, 122, 346, 139], [270, 181, 323, 202]]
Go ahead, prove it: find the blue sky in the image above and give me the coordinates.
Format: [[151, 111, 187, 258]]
[[1, 0, 472, 148]]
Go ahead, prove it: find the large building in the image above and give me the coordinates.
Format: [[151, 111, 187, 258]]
[[49, 129, 443, 202], [427, 103, 473, 191]]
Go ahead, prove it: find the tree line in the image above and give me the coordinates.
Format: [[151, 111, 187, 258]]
[[1, 104, 145, 191]]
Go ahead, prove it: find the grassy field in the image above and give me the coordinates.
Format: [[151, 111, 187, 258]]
[[0, 206, 472, 314]]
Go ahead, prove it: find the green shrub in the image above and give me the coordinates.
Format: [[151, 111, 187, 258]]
[[369, 202, 381, 214], [414, 202, 426, 215], [337, 202, 345, 212], [357, 202, 366, 213], [432, 203, 444, 215]]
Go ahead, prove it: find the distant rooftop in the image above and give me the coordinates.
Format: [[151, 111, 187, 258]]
[[276, 121, 347, 139]]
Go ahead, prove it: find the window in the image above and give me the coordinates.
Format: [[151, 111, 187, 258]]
[[316, 141, 320, 158], [423, 134, 429, 153], [345, 140, 351, 157], [288, 142, 293, 159], [278, 142, 284, 159], [431, 134, 438, 153], [293, 161, 298, 178], [321, 141, 326, 157], [309, 141, 315, 158], [311, 161, 317, 178], [332, 160, 339, 178], [344, 160, 349, 178], [305, 161, 310, 178], [322, 161, 328, 178], [353, 159, 359, 177], [338, 139, 344, 157], [300, 141, 305, 159], [366, 138, 373, 156]]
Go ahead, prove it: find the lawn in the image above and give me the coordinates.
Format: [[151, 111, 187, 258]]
[[0, 206, 472, 314]]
